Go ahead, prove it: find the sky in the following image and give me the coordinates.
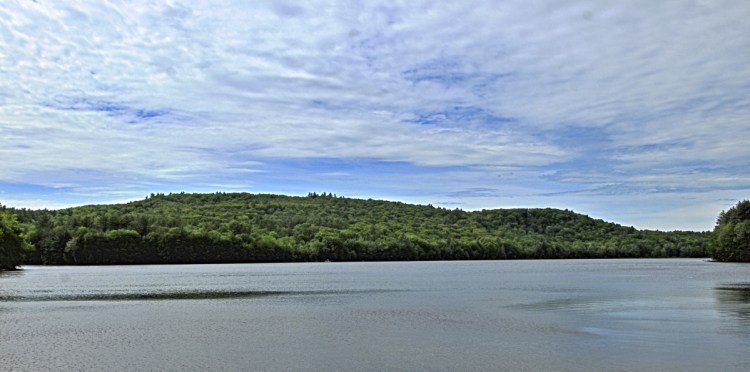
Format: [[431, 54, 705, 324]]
[[1, 0, 749, 231]]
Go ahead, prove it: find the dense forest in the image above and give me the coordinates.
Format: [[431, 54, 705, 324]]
[[3, 192, 708, 266], [0, 210, 31, 270], [709, 199, 750, 262]]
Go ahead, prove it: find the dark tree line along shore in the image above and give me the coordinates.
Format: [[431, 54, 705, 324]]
[[2, 192, 710, 268]]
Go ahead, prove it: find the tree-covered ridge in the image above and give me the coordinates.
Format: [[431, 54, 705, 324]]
[[7, 192, 708, 265]]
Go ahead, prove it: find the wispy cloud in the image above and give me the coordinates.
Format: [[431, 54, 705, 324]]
[[1, 0, 748, 230]]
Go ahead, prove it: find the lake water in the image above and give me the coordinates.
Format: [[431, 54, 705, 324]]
[[1, 259, 749, 371]]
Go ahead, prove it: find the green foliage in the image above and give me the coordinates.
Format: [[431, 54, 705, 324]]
[[5, 192, 708, 266], [0, 208, 32, 270], [709, 200, 750, 262]]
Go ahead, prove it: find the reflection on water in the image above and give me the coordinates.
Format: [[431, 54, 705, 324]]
[[715, 283, 750, 325], [0, 269, 23, 278], [0, 289, 397, 302], [0, 289, 289, 301]]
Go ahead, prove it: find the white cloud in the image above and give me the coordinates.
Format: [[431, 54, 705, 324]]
[[1, 0, 748, 230]]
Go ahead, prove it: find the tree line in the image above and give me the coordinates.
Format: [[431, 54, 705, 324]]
[[2, 192, 710, 267]]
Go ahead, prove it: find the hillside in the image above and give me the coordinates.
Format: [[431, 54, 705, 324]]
[[6, 192, 708, 265]]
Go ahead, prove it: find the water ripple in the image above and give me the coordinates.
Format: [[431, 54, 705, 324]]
[[0, 289, 397, 302]]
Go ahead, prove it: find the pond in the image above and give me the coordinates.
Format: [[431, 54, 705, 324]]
[[1, 259, 749, 371]]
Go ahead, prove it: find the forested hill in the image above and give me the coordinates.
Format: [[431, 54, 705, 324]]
[[7, 192, 708, 265]]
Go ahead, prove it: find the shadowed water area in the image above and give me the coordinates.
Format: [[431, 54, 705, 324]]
[[1, 259, 749, 371], [0, 289, 398, 302]]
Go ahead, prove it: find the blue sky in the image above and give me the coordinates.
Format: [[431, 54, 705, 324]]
[[1, 0, 749, 231]]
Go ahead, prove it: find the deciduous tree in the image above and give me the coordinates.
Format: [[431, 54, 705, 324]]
[[0, 210, 31, 270], [710, 200, 750, 262]]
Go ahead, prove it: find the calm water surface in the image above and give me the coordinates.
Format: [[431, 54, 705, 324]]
[[1, 259, 749, 371]]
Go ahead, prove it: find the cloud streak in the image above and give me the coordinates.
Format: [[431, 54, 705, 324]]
[[1, 0, 749, 230]]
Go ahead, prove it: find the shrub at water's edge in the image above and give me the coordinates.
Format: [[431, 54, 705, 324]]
[[710, 200, 750, 262], [6, 192, 708, 265], [0, 209, 31, 270]]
